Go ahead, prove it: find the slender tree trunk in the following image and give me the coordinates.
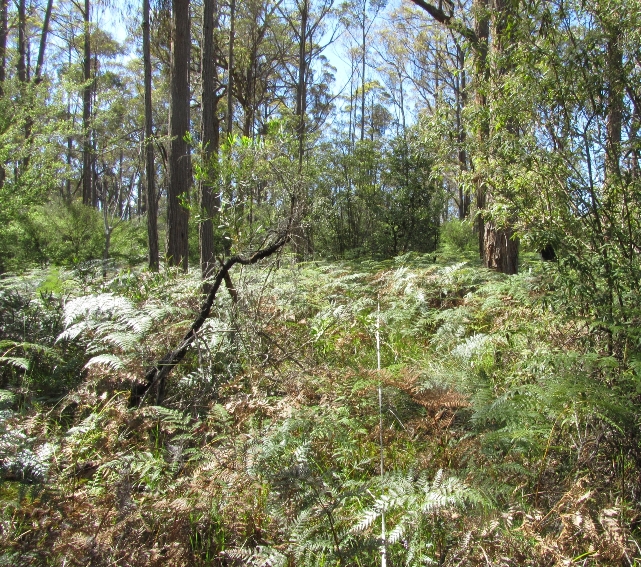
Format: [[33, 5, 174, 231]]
[[35, 0, 53, 84], [143, 0, 159, 270], [456, 43, 468, 219], [226, 0, 235, 136], [296, 0, 308, 169], [17, 0, 26, 83], [200, 0, 220, 283], [473, 0, 489, 257], [82, 0, 92, 206], [17, 0, 31, 171], [66, 43, 73, 201], [605, 27, 623, 183], [166, 0, 191, 270], [0, 0, 7, 189], [0, 0, 6, 92], [360, 1, 366, 141]]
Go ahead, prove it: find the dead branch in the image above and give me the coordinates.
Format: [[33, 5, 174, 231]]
[[130, 230, 291, 407]]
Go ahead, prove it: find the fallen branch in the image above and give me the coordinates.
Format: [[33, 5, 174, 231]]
[[130, 230, 290, 406]]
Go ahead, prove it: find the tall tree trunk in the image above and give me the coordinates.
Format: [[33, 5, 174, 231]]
[[17, 0, 30, 170], [409, 0, 519, 274], [473, 0, 489, 258], [605, 27, 623, 183], [0, 0, 5, 92], [0, 0, 7, 189], [166, 0, 191, 270], [360, 1, 366, 141], [143, 0, 159, 270], [481, 0, 518, 274], [17, 0, 26, 83], [82, 0, 92, 206], [296, 0, 308, 169], [34, 0, 53, 84], [456, 43, 468, 220], [200, 0, 220, 283], [226, 0, 235, 136], [291, 0, 309, 257]]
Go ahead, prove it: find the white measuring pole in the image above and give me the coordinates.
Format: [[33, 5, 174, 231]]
[[377, 300, 387, 567]]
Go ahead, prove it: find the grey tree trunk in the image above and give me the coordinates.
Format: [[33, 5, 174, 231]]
[[143, 0, 159, 270], [0, 0, 6, 92], [166, 0, 191, 270], [17, 0, 26, 83], [226, 0, 235, 136], [82, 0, 93, 206], [35, 0, 53, 84], [0, 0, 7, 188], [199, 0, 220, 283]]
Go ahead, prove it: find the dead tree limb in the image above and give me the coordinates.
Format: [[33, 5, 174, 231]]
[[130, 230, 291, 407], [407, 0, 479, 46]]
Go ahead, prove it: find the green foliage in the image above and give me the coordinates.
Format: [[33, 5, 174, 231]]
[[8, 201, 104, 269], [439, 219, 477, 257], [1, 257, 640, 565], [312, 129, 443, 259], [0, 269, 85, 395]]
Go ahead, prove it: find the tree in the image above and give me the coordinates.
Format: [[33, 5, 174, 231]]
[[82, 0, 93, 206], [408, 0, 519, 274], [199, 0, 222, 282], [340, 0, 386, 142], [166, 0, 191, 270], [142, 0, 159, 270]]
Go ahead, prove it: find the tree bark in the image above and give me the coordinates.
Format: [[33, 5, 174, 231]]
[[473, 0, 489, 258], [17, 0, 26, 83], [0, 0, 6, 92], [200, 0, 221, 283], [360, 1, 366, 141], [296, 0, 308, 169], [455, 42, 468, 219], [143, 0, 159, 270], [35, 0, 53, 84], [166, 0, 191, 270], [0, 0, 7, 189], [226, 0, 235, 136], [604, 27, 623, 182], [82, 0, 93, 206]]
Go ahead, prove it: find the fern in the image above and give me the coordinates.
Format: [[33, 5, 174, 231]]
[[84, 353, 125, 371], [353, 470, 481, 564]]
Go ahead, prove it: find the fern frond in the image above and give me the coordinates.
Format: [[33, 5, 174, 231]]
[[84, 354, 125, 372], [0, 356, 30, 370]]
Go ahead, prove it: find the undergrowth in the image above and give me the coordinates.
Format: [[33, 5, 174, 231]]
[[0, 256, 639, 565]]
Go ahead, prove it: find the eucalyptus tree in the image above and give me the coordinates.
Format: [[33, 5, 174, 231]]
[[0, 0, 6, 188], [279, 0, 335, 163], [339, 0, 386, 142], [142, 0, 159, 270], [166, 0, 191, 270], [81, 0, 93, 205], [379, 2, 470, 219], [408, 0, 519, 273], [199, 0, 224, 282], [231, 0, 284, 139]]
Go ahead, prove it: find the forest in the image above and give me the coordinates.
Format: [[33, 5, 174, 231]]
[[1, 0, 641, 564]]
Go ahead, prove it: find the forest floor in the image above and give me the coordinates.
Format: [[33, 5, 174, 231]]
[[0, 252, 639, 566]]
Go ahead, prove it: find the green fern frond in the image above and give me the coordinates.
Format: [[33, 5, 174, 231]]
[[0, 356, 30, 370]]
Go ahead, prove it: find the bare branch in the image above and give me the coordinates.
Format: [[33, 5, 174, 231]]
[[130, 230, 291, 406], [407, 0, 478, 46]]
